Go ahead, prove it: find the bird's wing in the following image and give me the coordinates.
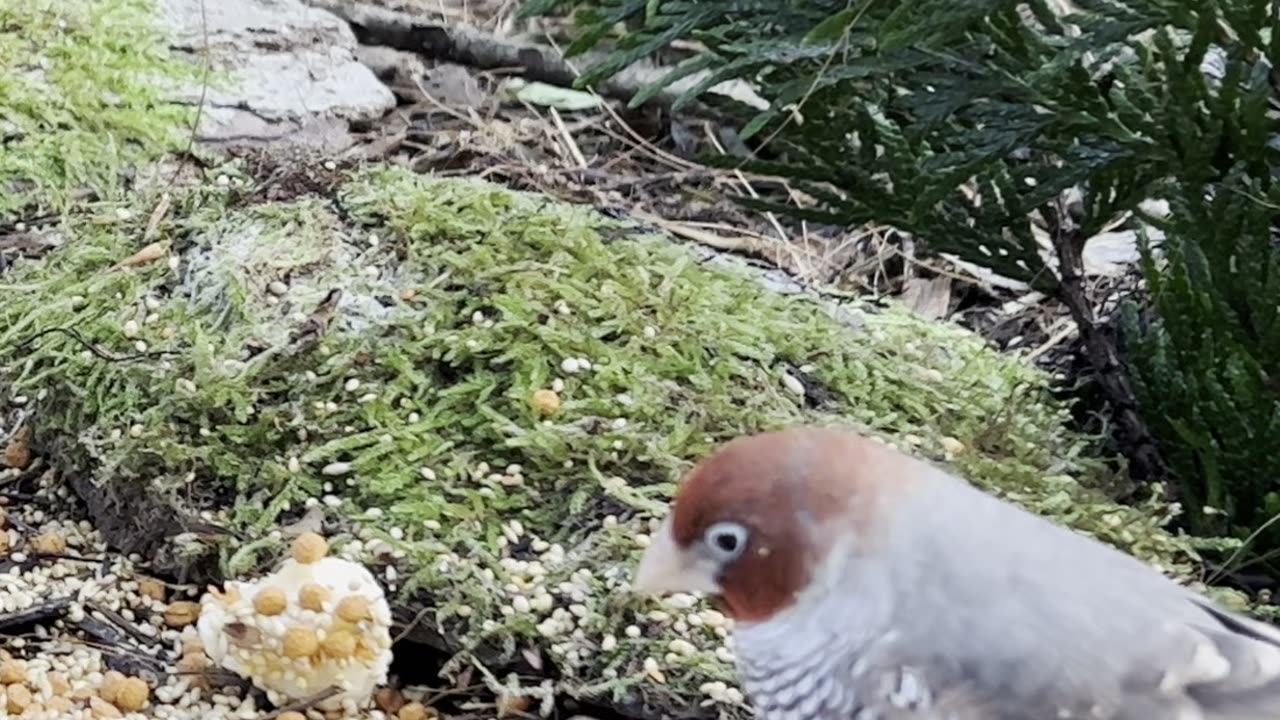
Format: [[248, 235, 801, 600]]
[[867, 587, 1280, 720], [1109, 596, 1280, 720]]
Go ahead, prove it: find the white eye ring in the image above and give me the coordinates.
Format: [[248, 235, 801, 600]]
[[704, 521, 749, 561]]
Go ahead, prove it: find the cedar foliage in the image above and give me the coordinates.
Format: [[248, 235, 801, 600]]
[[526, 0, 1280, 563]]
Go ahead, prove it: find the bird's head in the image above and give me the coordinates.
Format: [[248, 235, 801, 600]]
[[632, 427, 909, 623]]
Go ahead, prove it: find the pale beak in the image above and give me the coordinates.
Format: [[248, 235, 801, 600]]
[[632, 515, 721, 594]]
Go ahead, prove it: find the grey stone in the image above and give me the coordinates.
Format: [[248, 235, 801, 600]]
[[157, 0, 396, 152]]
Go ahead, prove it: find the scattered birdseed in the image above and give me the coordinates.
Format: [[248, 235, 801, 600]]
[[0, 425, 759, 719], [0, 490, 462, 720]]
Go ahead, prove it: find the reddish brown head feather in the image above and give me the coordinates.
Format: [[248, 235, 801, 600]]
[[668, 427, 916, 622]]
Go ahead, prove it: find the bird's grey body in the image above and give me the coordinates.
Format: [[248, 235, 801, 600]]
[[733, 456, 1280, 720]]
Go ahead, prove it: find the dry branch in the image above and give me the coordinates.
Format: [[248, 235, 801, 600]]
[[304, 0, 753, 117], [1043, 200, 1166, 482]]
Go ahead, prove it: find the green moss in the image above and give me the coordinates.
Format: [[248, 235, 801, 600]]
[[0, 0, 193, 218], [1, 160, 1207, 717]]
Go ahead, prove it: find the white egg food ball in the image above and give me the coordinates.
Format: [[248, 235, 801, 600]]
[[197, 556, 394, 710]]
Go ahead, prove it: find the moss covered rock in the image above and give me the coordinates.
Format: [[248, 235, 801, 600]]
[[0, 1, 1212, 718], [2, 158, 1207, 716], [0, 0, 192, 218]]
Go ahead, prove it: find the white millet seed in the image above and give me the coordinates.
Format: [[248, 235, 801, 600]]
[[321, 462, 352, 476], [781, 371, 805, 396]]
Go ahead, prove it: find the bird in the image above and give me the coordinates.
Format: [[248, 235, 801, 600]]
[[630, 426, 1280, 720]]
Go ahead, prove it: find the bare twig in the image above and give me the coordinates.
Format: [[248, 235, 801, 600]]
[[5, 326, 174, 362], [1044, 199, 1165, 480], [550, 108, 588, 169], [0, 596, 73, 634], [303, 0, 727, 115], [261, 687, 342, 719]]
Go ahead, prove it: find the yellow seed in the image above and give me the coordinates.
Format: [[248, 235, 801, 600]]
[[497, 694, 532, 717], [253, 587, 288, 616], [163, 601, 201, 628], [0, 658, 25, 684], [99, 671, 126, 704], [530, 389, 561, 416], [282, 627, 319, 658], [6, 683, 32, 714], [181, 637, 205, 656], [278, 712, 307, 720], [298, 583, 330, 612], [29, 532, 66, 555], [0, 506, 6, 529], [48, 671, 70, 696], [398, 702, 432, 720], [3, 427, 31, 470], [90, 696, 123, 718], [176, 652, 210, 673], [335, 595, 371, 623], [321, 629, 356, 659], [375, 687, 406, 714], [0, 532, 9, 554], [48, 697, 74, 713], [114, 677, 149, 712], [290, 532, 328, 563], [136, 577, 166, 602], [20, 701, 43, 718]]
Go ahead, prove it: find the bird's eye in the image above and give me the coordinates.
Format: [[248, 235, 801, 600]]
[[704, 521, 749, 561]]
